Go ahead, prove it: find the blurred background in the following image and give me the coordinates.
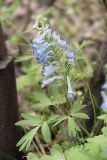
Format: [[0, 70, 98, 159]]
[[0, 0, 107, 122]]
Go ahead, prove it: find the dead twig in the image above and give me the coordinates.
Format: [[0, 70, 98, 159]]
[[35, 134, 46, 155]]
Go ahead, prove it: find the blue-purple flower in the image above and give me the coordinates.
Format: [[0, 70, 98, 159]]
[[101, 102, 107, 110], [101, 91, 107, 110], [41, 76, 61, 88], [42, 62, 58, 77], [52, 31, 67, 52], [67, 76, 75, 100], [102, 82, 107, 89], [32, 40, 52, 65], [68, 51, 76, 64]]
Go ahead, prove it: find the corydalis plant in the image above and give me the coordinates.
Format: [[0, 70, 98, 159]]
[[15, 19, 90, 152], [32, 19, 75, 100]]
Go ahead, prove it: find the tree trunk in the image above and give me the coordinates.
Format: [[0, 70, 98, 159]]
[[84, 32, 107, 134], [0, 23, 22, 159]]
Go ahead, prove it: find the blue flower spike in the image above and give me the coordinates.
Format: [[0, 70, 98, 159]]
[[32, 21, 76, 89]]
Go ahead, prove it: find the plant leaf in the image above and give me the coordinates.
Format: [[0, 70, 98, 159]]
[[41, 122, 51, 143], [72, 113, 89, 119], [68, 117, 80, 136], [15, 113, 43, 127], [31, 91, 53, 110], [17, 126, 40, 151], [27, 153, 39, 160]]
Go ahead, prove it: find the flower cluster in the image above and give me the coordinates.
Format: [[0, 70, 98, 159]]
[[32, 29, 51, 65], [32, 23, 76, 100], [101, 82, 107, 110]]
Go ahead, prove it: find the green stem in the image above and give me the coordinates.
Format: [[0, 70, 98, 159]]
[[55, 105, 65, 115], [78, 121, 90, 136], [87, 83, 96, 132]]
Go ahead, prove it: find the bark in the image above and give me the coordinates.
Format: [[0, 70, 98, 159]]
[[0, 23, 22, 159], [0, 24, 7, 60]]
